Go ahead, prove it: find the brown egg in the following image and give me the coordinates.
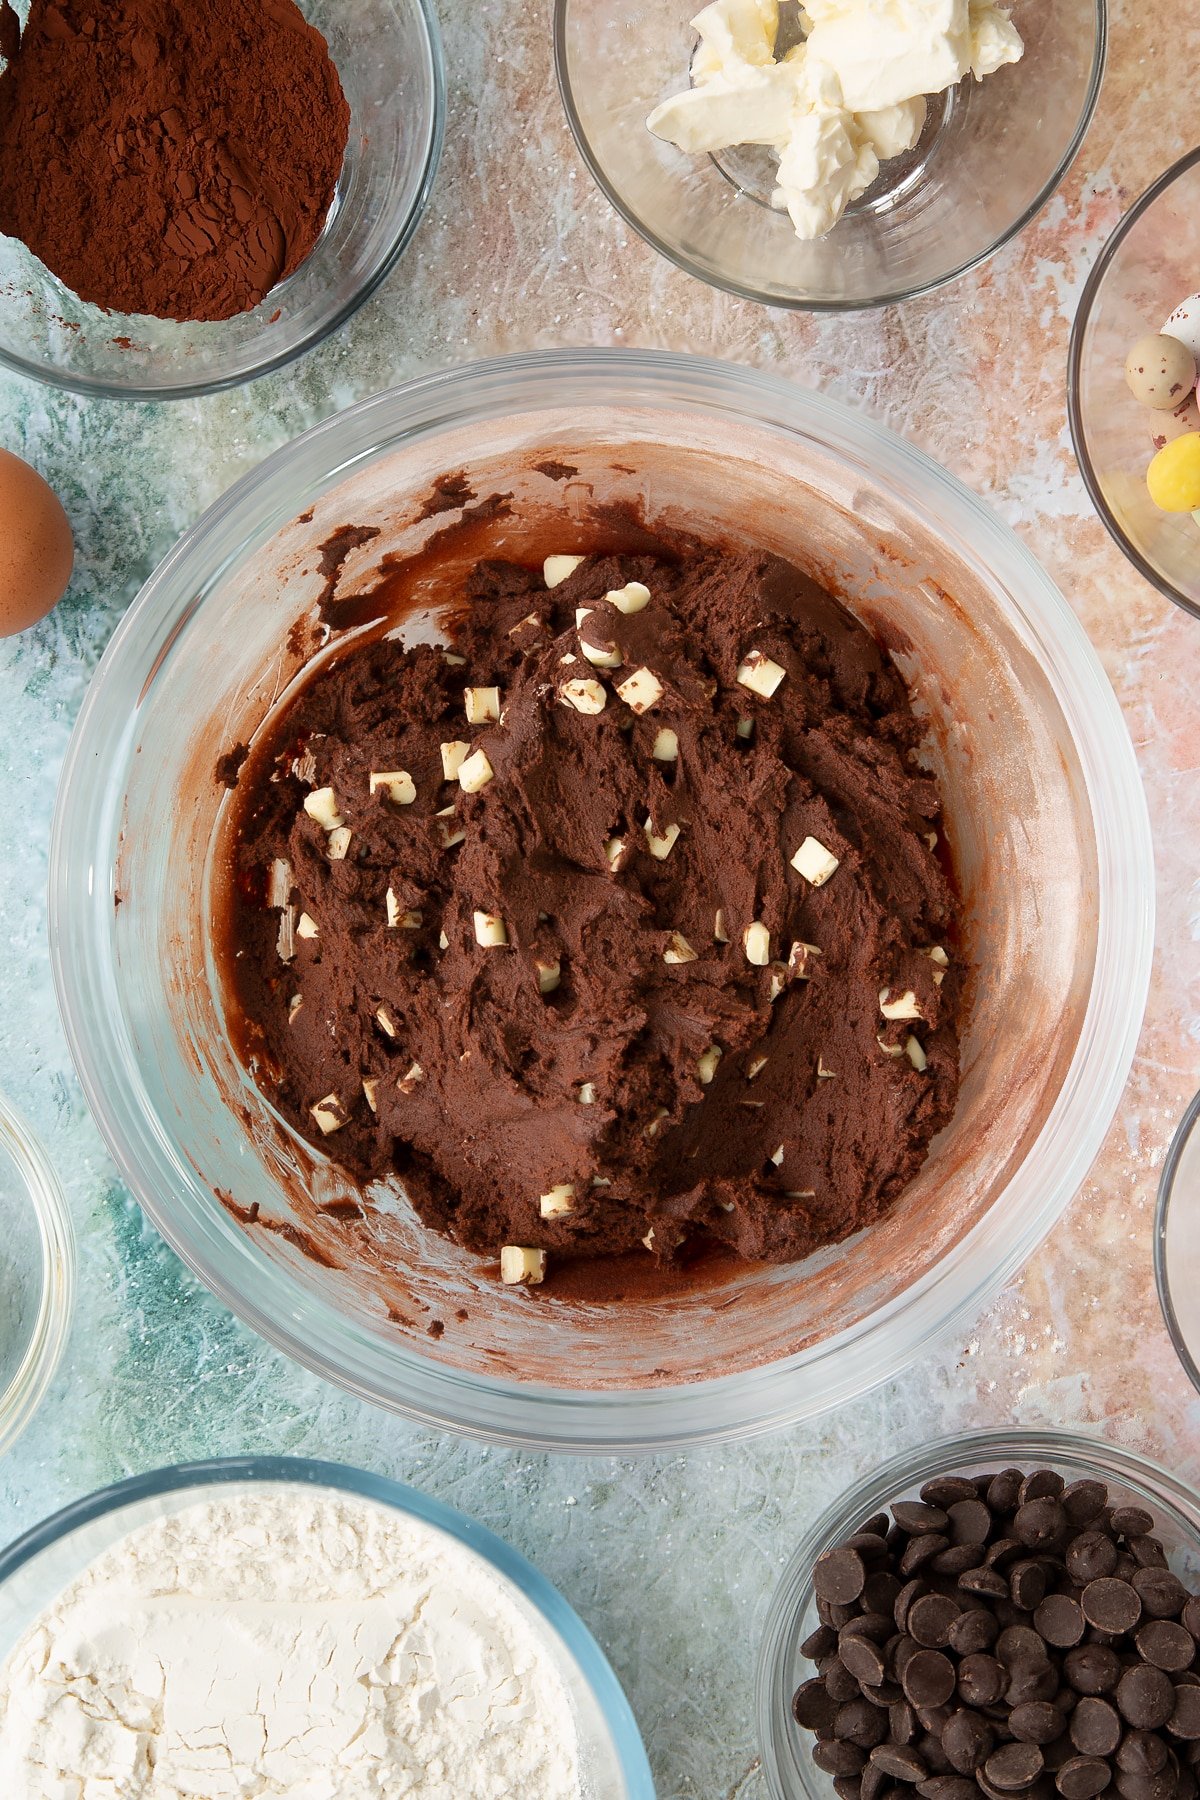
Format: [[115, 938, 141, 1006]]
[[0, 446, 74, 636]]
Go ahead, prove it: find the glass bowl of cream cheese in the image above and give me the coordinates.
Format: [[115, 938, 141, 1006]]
[[554, 0, 1106, 310]]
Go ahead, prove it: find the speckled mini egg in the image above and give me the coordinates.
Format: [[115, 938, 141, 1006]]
[[1125, 332, 1197, 410], [1147, 432, 1200, 512], [1149, 392, 1200, 451], [0, 448, 73, 636], [1163, 292, 1200, 362]]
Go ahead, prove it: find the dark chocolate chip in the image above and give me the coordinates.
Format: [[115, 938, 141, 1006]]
[[894, 1502, 952, 1535], [948, 1499, 994, 1546], [803, 1624, 839, 1660], [918, 1779, 979, 1800], [796, 1677, 839, 1729], [1056, 1756, 1114, 1799], [825, 1656, 864, 1702], [959, 1654, 1008, 1707], [903, 1650, 958, 1709], [998, 1627, 1052, 1670], [949, 1609, 1001, 1655], [1135, 1571, 1189, 1621], [1012, 1562, 1051, 1611], [897, 1581, 931, 1631], [1171, 1687, 1200, 1741], [1118, 1733, 1170, 1777], [862, 1764, 892, 1800], [1131, 1540, 1170, 1573], [987, 1472, 1026, 1514], [871, 1744, 930, 1783], [1064, 1646, 1122, 1697], [1068, 1535, 1120, 1586], [900, 1537, 953, 1577], [844, 1612, 900, 1644], [962, 1569, 1014, 1600], [1010, 1704, 1067, 1746], [923, 1478, 985, 1510], [1119, 1666, 1178, 1731], [942, 1708, 995, 1773], [1007, 1665, 1064, 1707], [1082, 1579, 1143, 1635], [1021, 1473, 1068, 1505], [986, 1742, 1047, 1790], [1138, 1623, 1197, 1674], [1111, 1510, 1157, 1540], [837, 1699, 891, 1748], [866, 1573, 906, 1616], [1182, 1600, 1200, 1642], [890, 1700, 919, 1745], [842, 1636, 890, 1687], [1112, 1767, 1180, 1800], [863, 1681, 906, 1707], [816, 1741, 870, 1776], [818, 1547, 870, 1605], [833, 1779, 864, 1800], [1061, 1484, 1110, 1528], [1070, 1697, 1123, 1756], [861, 1513, 892, 1537], [990, 1541, 1029, 1571], [909, 1595, 962, 1649], [933, 1545, 988, 1576], [1016, 1501, 1069, 1551], [1036, 1596, 1086, 1649]]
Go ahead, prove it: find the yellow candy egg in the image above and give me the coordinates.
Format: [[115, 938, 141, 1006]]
[[1147, 432, 1200, 512]]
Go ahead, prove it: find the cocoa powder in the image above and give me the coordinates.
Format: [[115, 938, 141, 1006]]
[[0, 0, 350, 322]]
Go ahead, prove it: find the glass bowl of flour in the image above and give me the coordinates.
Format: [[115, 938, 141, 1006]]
[[0, 1093, 73, 1460], [554, 0, 1106, 310], [0, 1457, 654, 1798]]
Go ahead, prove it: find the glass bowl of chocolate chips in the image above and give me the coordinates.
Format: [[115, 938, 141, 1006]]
[[759, 1431, 1200, 1800]]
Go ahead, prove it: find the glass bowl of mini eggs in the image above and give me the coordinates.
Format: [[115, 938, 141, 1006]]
[[1070, 148, 1200, 621]]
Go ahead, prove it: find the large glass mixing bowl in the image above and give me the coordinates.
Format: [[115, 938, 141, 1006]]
[[48, 351, 1152, 1451]]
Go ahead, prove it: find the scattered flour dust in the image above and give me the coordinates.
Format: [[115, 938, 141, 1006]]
[[0, 1487, 582, 1798]]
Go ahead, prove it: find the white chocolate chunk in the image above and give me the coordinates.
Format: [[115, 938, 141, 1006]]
[[905, 1035, 928, 1072], [287, 994, 303, 1024], [560, 653, 578, 666], [644, 1107, 670, 1138], [439, 930, 449, 950], [696, 1044, 723, 1085], [768, 963, 788, 1001], [770, 1144, 785, 1166], [464, 686, 501, 724], [817, 1055, 836, 1079], [879, 987, 923, 1021], [616, 667, 663, 714], [580, 634, 623, 670], [304, 786, 344, 830], [714, 907, 729, 944], [642, 1228, 656, 1251], [296, 911, 319, 940], [644, 817, 681, 861], [501, 1245, 547, 1285], [652, 727, 679, 762], [736, 650, 786, 699], [326, 826, 352, 862], [539, 1183, 575, 1219], [268, 858, 293, 908], [604, 836, 626, 871], [791, 836, 840, 886], [458, 748, 495, 792], [291, 750, 318, 785], [663, 932, 698, 964], [592, 1174, 610, 1187], [925, 830, 939, 851], [747, 1055, 769, 1080], [375, 1006, 397, 1039], [397, 1061, 424, 1093], [788, 940, 822, 979], [578, 1082, 597, 1105], [277, 907, 297, 963], [369, 770, 416, 806], [473, 910, 508, 948], [536, 958, 561, 994], [607, 581, 651, 614], [386, 887, 402, 929], [561, 677, 607, 714], [396, 909, 423, 930], [743, 921, 771, 966], [786, 1189, 817, 1200], [509, 611, 543, 637], [310, 1094, 347, 1135], [735, 717, 754, 741], [544, 554, 585, 588], [928, 945, 950, 967], [442, 651, 467, 668], [877, 1034, 904, 1059], [362, 1077, 380, 1114], [436, 806, 467, 849], [440, 740, 470, 781]]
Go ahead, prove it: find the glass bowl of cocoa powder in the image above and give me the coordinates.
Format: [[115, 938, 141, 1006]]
[[0, 0, 444, 399]]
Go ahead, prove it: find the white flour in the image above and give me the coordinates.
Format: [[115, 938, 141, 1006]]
[[0, 1488, 582, 1799]]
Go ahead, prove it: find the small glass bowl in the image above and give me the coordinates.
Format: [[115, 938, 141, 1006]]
[[1155, 1087, 1200, 1392], [0, 1093, 73, 1459], [554, 0, 1105, 311], [756, 1429, 1200, 1800], [0, 1457, 654, 1798], [0, 0, 444, 400], [1069, 149, 1200, 621]]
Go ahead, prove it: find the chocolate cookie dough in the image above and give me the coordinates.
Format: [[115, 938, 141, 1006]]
[[221, 541, 962, 1275]]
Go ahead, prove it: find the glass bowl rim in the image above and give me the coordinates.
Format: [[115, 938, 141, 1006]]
[[1154, 1083, 1200, 1396], [552, 0, 1108, 314], [48, 347, 1153, 1452], [0, 1452, 655, 1798], [755, 1425, 1200, 1800], [0, 1091, 74, 1461], [1067, 142, 1200, 624], [0, 0, 446, 403]]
